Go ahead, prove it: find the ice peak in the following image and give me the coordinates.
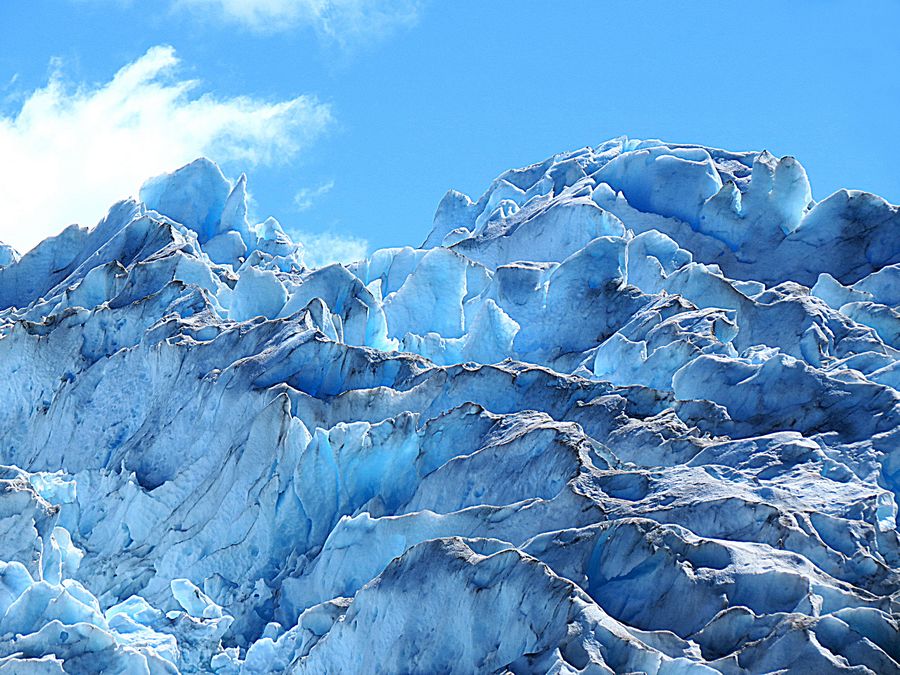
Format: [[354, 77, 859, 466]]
[[140, 158, 231, 244]]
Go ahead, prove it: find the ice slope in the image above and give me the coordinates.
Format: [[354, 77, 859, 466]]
[[0, 137, 898, 674]]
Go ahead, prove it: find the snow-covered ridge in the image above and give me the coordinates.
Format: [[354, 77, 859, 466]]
[[0, 136, 898, 673]]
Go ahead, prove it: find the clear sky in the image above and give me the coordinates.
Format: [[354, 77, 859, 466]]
[[1, 0, 898, 259]]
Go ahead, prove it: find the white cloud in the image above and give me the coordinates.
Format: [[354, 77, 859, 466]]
[[0, 45, 333, 252], [293, 180, 334, 211], [177, 0, 421, 42], [293, 229, 368, 266]]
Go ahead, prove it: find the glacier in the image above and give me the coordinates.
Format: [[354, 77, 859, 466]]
[[0, 137, 898, 673]]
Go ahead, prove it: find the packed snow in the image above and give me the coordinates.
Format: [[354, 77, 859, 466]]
[[0, 138, 898, 673]]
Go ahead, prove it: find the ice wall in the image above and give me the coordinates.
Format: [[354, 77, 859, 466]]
[[0, 137, 898, 673]]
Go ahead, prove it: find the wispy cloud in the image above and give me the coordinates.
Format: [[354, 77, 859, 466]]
[[0, 45, 332, 252], [292, 229, 368, 266], [177, 0, 422, 43], [293, 180, 335, 211]]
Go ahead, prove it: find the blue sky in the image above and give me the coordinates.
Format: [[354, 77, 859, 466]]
[[1, 0, 898, 257]]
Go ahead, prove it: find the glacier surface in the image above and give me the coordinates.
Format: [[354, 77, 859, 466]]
[[0, 139, 898, 673]]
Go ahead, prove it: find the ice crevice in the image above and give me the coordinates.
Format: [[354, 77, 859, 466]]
[[0, 137, 898, 673]]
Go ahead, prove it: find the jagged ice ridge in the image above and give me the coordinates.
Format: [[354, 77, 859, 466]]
[[0, 136, 899, 673]]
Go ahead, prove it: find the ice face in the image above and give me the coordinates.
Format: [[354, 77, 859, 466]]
[[0, 137, 898, 673]]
